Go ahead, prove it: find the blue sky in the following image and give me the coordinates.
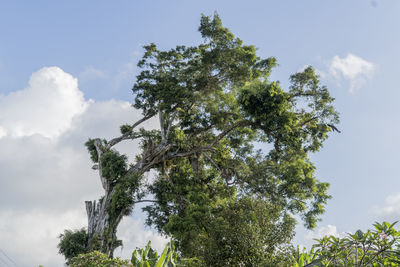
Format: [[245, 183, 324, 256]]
[[1, 1, 400, 266]]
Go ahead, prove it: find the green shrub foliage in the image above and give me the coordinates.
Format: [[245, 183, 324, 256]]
[[70, 250, 132, 267], [292, 222, 400, 266], [70, 241, 197, 267], [58, 229, 88, 264]]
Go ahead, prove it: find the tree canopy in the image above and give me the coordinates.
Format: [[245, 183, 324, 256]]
[[59, 13, 339, 265]]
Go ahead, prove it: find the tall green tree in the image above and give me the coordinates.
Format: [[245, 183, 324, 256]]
[[59, 13, 339, 264]]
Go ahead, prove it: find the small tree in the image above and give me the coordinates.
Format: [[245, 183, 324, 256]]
[[58, 229, 88, 264], [292, 222, 400, 266], [59, 13, 339, 263]]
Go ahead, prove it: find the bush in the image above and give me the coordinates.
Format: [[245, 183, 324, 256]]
[[70, 250, 132, 267], [70, 241, 199, 267], [58, 228, 88, 265], [291, 222, 400, 266]]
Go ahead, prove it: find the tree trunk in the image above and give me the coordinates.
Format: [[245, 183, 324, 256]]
[[84, 138, 125, 257], [85, 190, 125, 257], [82, 115, 206, 257], [85, 192, 114, 256]]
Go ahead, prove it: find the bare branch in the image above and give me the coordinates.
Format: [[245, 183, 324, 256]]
[[165, 146, 214, 160], [299, 116, 318, 127], [128, 141, 175, 174], [166, 110, 178, 136], [107, 113, 155, 148], [289, 92, 318, 99], [123, 119, 253, 177], [327, 124, 341, 133], [204, 153, 221, 171], [208, 120, 251, 148], [93, 139, 108, 191], [125, 120, 252, 176], [133, 199, 159, 204], [159, 108, 166, 142], [204, 153, 236, 186]]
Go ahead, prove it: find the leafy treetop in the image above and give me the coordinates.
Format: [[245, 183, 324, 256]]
[[79, 13, 339, 263]]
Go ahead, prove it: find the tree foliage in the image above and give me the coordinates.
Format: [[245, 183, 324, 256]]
[[58, 228, 88, 265], [137, 13, 338, 264], [69, 241, 196, 267], [292, 222, 400, 266], [59, 13, 339, 264]]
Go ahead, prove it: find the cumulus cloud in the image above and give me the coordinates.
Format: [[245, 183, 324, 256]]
[[0, 67, 88, 139], [329, 54, 375, 93], [0, 209, 87, 266], [0, 67, 160, 266], [114, 215, 169, 260], [0, 126, 6, 138], [371, 193, 400, 222], [306, 224, 347, 242]]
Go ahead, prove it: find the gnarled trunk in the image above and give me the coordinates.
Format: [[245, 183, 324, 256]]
[[82, 109, 222, 257], [85, 192, 125, 257], [85, 193, 115, 257], [84, 139, 124, 257]]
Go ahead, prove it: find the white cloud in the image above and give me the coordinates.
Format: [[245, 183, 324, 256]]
[[0, 209, 86, 266], [0, 126, 6, 138], [0, 67, 161, 266], [79, 66, 106, 81], [371, 193, 400, 221], [0, 67, 88, 139], [329, 54, 375, 93], [113, 62, 135, 90], [114, 216, 169, 260], [306, 224, 347, 242]]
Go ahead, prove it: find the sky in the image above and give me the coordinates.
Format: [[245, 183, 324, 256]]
[[1, 0, 400, 266]]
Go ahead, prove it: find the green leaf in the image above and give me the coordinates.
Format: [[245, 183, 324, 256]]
[[144, 241, 151, 259], [155, 244, 169, 267], [298, 254, 304, 266], [131, 250, 138, 265]]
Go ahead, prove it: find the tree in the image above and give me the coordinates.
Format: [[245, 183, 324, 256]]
[[162, 196, 296, 266], [58, 228, 88, 265], [59, 13, 339, 263]]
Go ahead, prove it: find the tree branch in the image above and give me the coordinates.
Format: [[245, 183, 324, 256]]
[[128, 141, 175, 174], [93, 139, 108, 191], [289, 92, 318, 99], [133, 199, 159, 204], [208, 120, 252, 148], [159, 108, 166, 142], [165, 147, 212, 159], [166, 110, 178, 137], [204, 153, 234, 185], [107, 113, 155, 148], [299, 116, 318, 127], [126, 120, 252, 176], [203, 153, 221, 171]]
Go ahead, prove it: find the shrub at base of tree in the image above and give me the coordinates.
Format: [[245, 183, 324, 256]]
[[69, 251, 132, 267], [69, 241, 199, 267], [58, 228, 89, 265]]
